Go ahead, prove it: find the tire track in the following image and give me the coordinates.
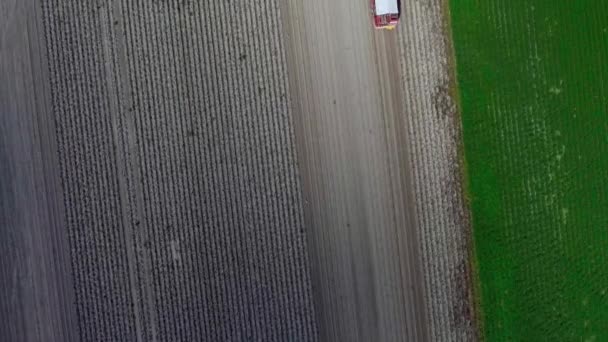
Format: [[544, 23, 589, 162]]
[[280, 0, 430, 340]]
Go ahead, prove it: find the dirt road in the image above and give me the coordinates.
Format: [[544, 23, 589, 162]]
[[281, 1, 429, 340]]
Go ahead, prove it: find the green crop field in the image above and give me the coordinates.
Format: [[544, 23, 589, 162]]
[[449, 1, 608, 340]]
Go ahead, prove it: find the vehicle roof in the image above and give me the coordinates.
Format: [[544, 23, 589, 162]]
[[375, 0, 398, 15]]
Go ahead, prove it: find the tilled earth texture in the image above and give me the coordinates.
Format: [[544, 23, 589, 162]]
[[450, 0, 608, 340], [2, 0, 317, 341], [2, 0, 477, 341], [398, 1, 476, 340]]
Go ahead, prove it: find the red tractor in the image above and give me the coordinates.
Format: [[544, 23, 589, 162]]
[[371, 0, 400, 30]]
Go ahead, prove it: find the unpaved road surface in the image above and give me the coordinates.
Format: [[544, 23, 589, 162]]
[[281, 1, 429, 341], [282, 0, 475, 340]]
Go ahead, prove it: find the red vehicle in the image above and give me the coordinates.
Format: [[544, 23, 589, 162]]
[[371, 0, 400, 30]]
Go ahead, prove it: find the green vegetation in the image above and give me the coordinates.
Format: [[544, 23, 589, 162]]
[[449, 1, 608, 340]]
